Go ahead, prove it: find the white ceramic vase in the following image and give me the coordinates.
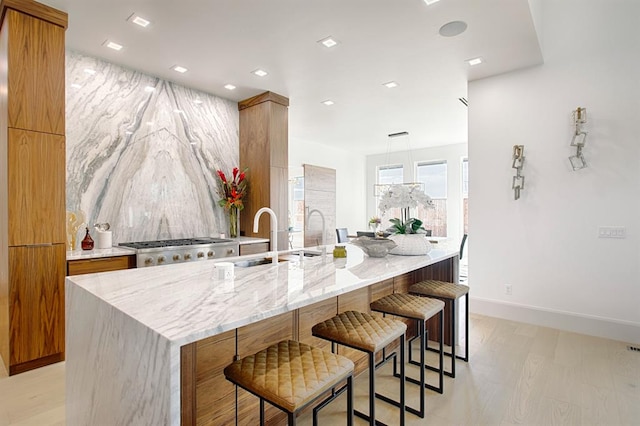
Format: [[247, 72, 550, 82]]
[[388, 233, 432, 256]]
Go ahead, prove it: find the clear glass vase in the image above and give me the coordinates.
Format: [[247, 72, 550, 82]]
[[229, 207, 239, 238]]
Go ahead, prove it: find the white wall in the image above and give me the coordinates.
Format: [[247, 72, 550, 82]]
[[366, 143, 468, 243], [289, 139, 366, 235], [469, 0, 640, 343]]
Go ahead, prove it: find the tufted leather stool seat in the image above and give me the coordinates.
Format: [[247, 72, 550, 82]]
[[312, 310, 407, 426], [409, 279, 470, 377], [370, 293, 445, 418], [224, 340, 354, 426]]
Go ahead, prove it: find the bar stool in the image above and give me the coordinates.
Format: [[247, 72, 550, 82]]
[[370, 293, 444, 418], [223, 340, 354, 426], [312, 310, 407, 426], [409, 280, 469, 378]]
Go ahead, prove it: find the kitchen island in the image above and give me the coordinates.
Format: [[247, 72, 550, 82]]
[[65, 244, 459, 425]]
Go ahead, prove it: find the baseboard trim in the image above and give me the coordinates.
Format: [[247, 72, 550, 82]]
[[470, 297, 640, 344]]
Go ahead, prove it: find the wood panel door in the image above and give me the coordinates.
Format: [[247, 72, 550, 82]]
[[8, 244, 65, 373], [303, 164, 336, 247], [6, 9, 65, 135], [7, 128, 65, 246]]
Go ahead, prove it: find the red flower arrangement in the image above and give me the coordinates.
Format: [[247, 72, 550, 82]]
[[216, 167, 248, 211]]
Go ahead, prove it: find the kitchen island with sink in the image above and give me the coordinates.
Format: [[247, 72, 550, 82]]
[[65, 244, 459, 425]]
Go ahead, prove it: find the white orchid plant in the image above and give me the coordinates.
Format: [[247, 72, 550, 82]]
[[378, 184, 434, 234]]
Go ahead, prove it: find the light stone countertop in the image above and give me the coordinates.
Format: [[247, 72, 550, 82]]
[[232, 236, 270, 245], [66, 246, 136, 261], [66, 245, 458, 347]]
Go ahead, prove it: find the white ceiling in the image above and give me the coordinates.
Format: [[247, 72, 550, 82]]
[[41, 0, 543, 155]]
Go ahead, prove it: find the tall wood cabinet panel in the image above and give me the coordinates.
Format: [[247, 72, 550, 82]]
[[8, 129, 65, 246], [5, 8, 65, 135], [0, 0, 67, 375], [8, 244, 64, 372], [239, 92, 289, 251]]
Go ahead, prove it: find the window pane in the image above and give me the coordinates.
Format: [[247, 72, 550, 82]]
[[378, 165, 403, 185], [376, 165, 404, 227], [462, 159, 469, 197], [416, 162, 447, 237]]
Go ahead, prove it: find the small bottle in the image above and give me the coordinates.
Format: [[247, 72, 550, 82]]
[[333, 245, 347, 258], [81, 227, 94, 250]]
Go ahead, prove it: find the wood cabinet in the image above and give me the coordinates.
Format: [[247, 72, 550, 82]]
[[0, 0, 67, 375], [67, 255, 136, 276], [239, 92, 289, 251], [238, 242, 269, 256], [8, 129, 65, 246], [8, 244, 65, 373]]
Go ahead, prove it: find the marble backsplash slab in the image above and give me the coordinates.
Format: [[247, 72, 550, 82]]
[[66, 51, 239, 245]]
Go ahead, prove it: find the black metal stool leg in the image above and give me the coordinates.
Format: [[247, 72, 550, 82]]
[[347, 375, 354, 426], [260, 398, 265, 426], [451, 298, 456, 378], [399, 334, 406, 426]]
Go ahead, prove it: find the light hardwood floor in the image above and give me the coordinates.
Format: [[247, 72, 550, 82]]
[[1, 313, 638, 425]]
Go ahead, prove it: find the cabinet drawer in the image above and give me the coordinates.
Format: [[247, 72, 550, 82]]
[[67, 255, 135, 276], [239, 242, 269, 256]]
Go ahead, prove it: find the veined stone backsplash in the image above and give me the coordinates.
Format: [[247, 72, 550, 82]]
[[66, 51, 239, 246]]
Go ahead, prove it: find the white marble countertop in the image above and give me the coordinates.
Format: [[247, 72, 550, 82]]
[[66, 245, 458, 347], [66, 246, 136, 261], [232, 236, 270, 245]]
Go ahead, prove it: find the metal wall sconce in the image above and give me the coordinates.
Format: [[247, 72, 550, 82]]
[[569, 107, 587, 170], [512, 145, 525, 200]]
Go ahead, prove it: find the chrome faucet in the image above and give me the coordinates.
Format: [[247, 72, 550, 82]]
[[306, 209, 326, 247], [253, 207, 278, 264]]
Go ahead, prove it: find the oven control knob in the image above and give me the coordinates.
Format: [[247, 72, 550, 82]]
[[197, 252, 204, 259], [227, 248, 235, 255], [185, 253, 192, 260], [157, 256, 165, 264], [173, 254, 181, 261], [207, 250, 214, 258], [145, 257, 153, 266]]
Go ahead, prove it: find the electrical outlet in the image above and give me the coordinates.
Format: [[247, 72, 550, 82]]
[[598, 226, 626, 239], [505, 284, 512, 295]]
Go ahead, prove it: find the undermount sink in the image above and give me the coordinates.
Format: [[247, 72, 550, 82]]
[[290, 250, 322, 257], [234, 257, 287, 268]]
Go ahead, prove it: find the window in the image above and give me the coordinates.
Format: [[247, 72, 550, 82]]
[[462, 158, 468, 234], [416, 161, 447, 237], [376, 165, 403, 226]]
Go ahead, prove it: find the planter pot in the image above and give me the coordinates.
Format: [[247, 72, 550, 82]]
[[388, 234, 432, 256]]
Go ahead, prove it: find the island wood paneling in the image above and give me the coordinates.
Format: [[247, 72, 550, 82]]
[[6, 8, 65, 135], [237, 311, 294, 425], [239, 92, 289, 250], [8, 244, 64, 374], [336, 287, 370, 374], [0, 6, 7, 367], [298, 296, 338, 351], [195, 329, 236, 426], [66, 255, 135, 276], [8, 129, 65, 246]]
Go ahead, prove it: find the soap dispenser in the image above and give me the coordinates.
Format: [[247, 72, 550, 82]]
[[81, 227, 94, 250]]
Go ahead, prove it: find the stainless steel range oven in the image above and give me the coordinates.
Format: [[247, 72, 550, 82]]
[[119, 238, 239, 268]]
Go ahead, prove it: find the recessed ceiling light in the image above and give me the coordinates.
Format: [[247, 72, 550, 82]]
[[84, 68, 96, 75], [321, 100, 334, 106], [103, 40, 123, 51], [70, 83, 82, 89], [172, 65, 188, 73], [125, 131, 133, 135], [174, 109, 184, 114], [318, 36, 339, 48], [467, 57, 483, 66], [252, 69, 268, 77], [144, 86, 155, 92], [128, 14, 150, 28], [224, 84, 236, 90], [424, 0, 441, 5], [439, 21, 468, 37], [194, 99, 203, 105], [146, 122, 154, 126], [383, 81, 399, 88]]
